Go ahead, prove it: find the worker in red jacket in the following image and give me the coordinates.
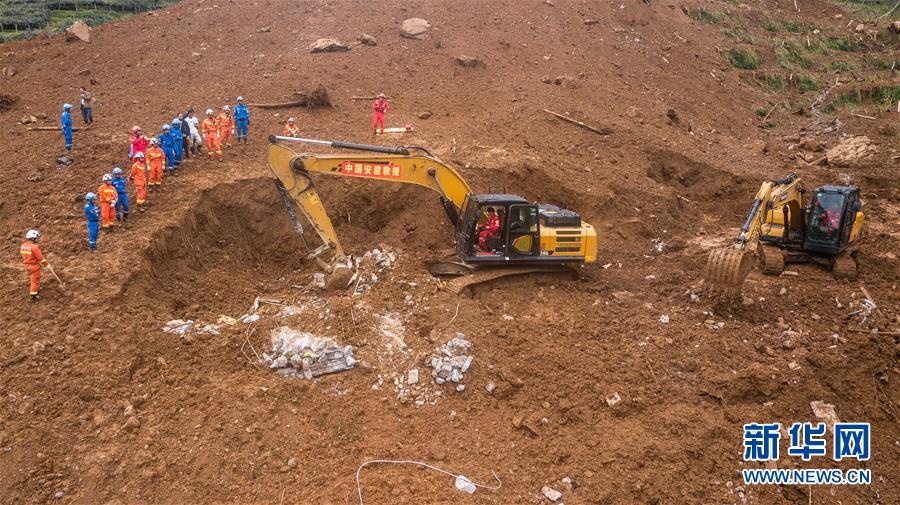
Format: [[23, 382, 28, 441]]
[[20, 229, 51, 301], [130, 126, 149, 160], [478, 207, 502, 252], [372, 93, 389, 134]]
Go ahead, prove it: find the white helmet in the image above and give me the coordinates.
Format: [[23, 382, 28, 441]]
[[223, 105, 230, 111], [237, 96, 244, 102], [102, 173, 112, 182], [288, 117, 295, 123], [150, 137, 159, 145], [135, 151, 145, 159], [206, 108, 214, 116], [26, 229, 40, 240]]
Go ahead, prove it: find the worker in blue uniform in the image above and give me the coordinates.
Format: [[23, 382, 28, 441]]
[[234, 96, 250, 144], [111, 167, 129, 221], [170, 118, 184, 171], [61, 103, 73, 151], [159, 124, 176, 175], [84, 192, 100, 251]]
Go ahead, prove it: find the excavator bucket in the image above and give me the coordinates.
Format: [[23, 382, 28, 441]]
[[703, 248, 754, 293]]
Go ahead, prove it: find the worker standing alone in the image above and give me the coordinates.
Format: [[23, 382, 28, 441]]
[[217, 106, 234, 148], [146, 138, 165, 191], [98, 174, 118, 231], [61, 103, 73, 151], [84, 193, 100, 252], [283, 117, 300, 137], [372, 93, 389, 135], [111, 168, 129, 222], [129, 152, 149, 211], [233, 96, 250, 144], [201, 109, 223, 162], [20, 229, 51, 301]]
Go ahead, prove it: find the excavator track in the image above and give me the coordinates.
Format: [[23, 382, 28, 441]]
[[703, 248, 754, 292], [443, 266, 576, 296], [759, 244, 785, 276], [831, 253, 857, 280]]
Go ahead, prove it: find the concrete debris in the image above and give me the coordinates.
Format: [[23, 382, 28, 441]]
[[810, 400, 839, 429], [20, 115, 37, 124], [606, 392, 622, 407], [163, 319, 195, 334], [65, 21, 91, 43], [542, 485, 563, 501], [400, 18, 432, 40], [407, 368, 420, 385], [262, 326, 357, 379], [658, 314, 669, 324], [350, 247, 396, 293], [240, 313, 260, 324], [485, 382, 496, 393], [358, 33, 377, 46], [825, 136, 875, 167], [429, 333, 473, 386], [309, 38, 351, 53]]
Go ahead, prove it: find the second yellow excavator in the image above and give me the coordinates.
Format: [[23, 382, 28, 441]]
[[704, 173, 864, 292], [267, 135, 598, 291]]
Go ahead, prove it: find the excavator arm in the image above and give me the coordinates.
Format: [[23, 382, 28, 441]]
[[733, 173, 804, 249], [267, 136, 474, 285]]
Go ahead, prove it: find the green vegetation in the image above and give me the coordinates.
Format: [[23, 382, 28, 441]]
[[833, 0, 898, 20], [724, 48, 761, 69], [828, 60, 860, 73], [0, 1, 179, 42], [755, 105, 771, 117], [760, 17, 814, 33], [776, 39, 816, 69], [827, 85, 900, 112], [765, 74, 784, 91], [824, 36, 858, 52], [688, 8, 726, 24], [795, 74, 819, 92]]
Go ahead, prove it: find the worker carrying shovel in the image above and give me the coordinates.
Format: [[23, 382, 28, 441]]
[[19, 229, 61, 301]]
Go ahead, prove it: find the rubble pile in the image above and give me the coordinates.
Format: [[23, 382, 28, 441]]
[[429, 333, 473, 391], [349, 247, 397, 293], [263, 326, 357, 379]]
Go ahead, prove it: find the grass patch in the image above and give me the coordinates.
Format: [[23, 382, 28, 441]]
[[830, 85, 900, 111], [833, 0, 899, 20], [760, 17, 814, 33], [776, 39, 816, 69], [828, 60, 860, 73], [766, 74, 784, 91], [867, 57, 898, 70], [755, 105, 771, 117], [824, 36, 858, 52], [724, 48, 761, 69], [688, 8, 726, 24], [796, 74, 820, 92]]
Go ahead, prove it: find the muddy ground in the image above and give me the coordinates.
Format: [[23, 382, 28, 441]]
[[0, 1, 897, 504]]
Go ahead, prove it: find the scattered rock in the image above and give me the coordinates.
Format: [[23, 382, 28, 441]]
[[542, 485, 562, 501], [0, 94, 17, 111], [262, 326, 357, 379], [541, 75, 553, 84], [163, 319, 195, 334], [428, 445, 447, 461], [400, 18, 432, 40], [65, 21, 91, 43], [891, 21, 900, 35], [429, 334, 473, 386], [606, 392, 621, 407], [122, 416, 141, 430], [287, 457, 297, 468], [810, 400, 839, 428], [358, 33, 377, 46], [455, 55, 484, 68], [32, 341, 45, 355], [554, 75, 577, 88], [20, 115, 37, 124], [54, 491, 64, 499], [417, 110, 433, 120], [485, 382, 496, 394], [190, 52, 203, 63], [256, 26, 271, 33], [407, 368, 419, 385], [825, 136, 875, 167], [78, 387, 95, 402], [666, 108, 680, 124], [2, 66, 17, 77], [800, 138, 824, 152], [584, 19, 600, 25], [309, 38, 350, 53], [853, 23, 866, 33]]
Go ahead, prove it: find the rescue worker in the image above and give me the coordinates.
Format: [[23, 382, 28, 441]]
[[20, 229, 51, 301], [79, 87, 94, 125], [184, 108, 202, 156], [159, 124, 176, 173], [372, 93, 389, 135], [478, 207, 501, 252], [129, 152, 149, 211], [129, 126, 149, 161], [217, 105, 234, 148], [98, 174, 118, 230], [283, 117, 300, 137], [61, 103, 73, 151], [111, 167, 129, 222], [201, 108, 223, 162], [170, 118, 185, 169], [84, 192, 100, 252], [233, 96, 250, 144], [146, 138, 166, 191]]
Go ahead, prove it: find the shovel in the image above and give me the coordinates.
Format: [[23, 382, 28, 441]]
[[47, 264, 65, 289]]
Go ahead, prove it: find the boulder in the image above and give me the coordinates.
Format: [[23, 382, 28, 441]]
[[309, 38, 350, 53], [891, 21, 900, 34], [400, 18, 431, 40], [455, 55, 484, 68], [800, 138, 824, 152], [2, 66, 16, 77], [190, 52, 202, 63], [826, 136, 875, 167], [358, 33, 377, 46], [417, 111, 433, 119], [554, 75, 577, 88], [65, 21, 91, 43]]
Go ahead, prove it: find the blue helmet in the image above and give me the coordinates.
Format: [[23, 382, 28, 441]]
[[63, 103, 72, 110], [85, 192, 97, 201], [172, 118, 182, 125], [163, 124, 170, 130], [112, 167, 123, 176]]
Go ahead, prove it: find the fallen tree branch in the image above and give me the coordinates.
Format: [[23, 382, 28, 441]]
[[251, 85, 332, 109], [851, 112, 876, 120], [760, 102, 779, 122], [541, 108, 611, 135]]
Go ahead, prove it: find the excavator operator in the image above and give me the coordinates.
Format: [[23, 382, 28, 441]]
[[810, 196, 841, 239], [478, 207, 502, 253]]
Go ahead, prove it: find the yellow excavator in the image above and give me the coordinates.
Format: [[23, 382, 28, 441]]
[[267, 135, 597, 291], [704, 173, 864, 292]]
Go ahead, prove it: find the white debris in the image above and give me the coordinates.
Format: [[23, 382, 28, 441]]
[[429, 333, 473, 387], [542, 486, 563, 501], [810, 400, 840, 428], [658, 314, 669, 324], [485, 382, 496, 393], [606, 392, 622, 407], [454, 475, 477, 494], [351, 247, 397, 293], [241, 314, 261, 324], [163, 319, 195, 334], [263, 326, 357, 379], [407, 368, 420, 385]]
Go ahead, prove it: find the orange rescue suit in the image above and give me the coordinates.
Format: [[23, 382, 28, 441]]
[[201, 117, 222, 160], [284, 123, 300, 137], [20, 240, 48, 296], [146, 146, 165, 186], [98, 182, 118, 228], [129, 161, 148, 205], [217, 112, 234, 147]]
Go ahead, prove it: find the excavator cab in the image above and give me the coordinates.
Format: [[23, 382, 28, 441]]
[[457, 195, 540, 260], [804, 185, 862, 255]]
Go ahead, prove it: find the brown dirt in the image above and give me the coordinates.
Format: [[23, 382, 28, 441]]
[[0, 1, 897, 504]]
